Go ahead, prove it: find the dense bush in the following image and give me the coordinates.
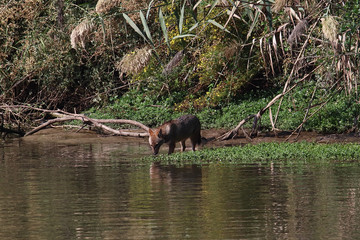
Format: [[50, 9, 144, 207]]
[[1, 0, 359, 133]]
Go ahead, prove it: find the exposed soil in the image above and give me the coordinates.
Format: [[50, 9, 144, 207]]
[[202, 129, 360, 147], [22, 128, 360, 147]]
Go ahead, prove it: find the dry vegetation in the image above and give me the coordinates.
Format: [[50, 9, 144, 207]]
[[115, 47, 153, 75], [70, 19, 94, 49], [0, 0, 359, 138]]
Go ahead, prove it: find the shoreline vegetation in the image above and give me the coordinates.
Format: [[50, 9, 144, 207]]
[[17, 126, 360, 165], [1, 1, 359, 163], [142, 141, 360, 166], [20, 127, 360, 166], [84, 89, 360, 134], [1, 89, 359, 139]]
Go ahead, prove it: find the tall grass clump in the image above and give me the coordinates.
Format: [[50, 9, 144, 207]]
[[70, 19, 94, 49], [321, 15, 339, 43]]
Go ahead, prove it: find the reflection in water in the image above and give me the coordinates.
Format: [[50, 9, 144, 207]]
[[0, 136, 360, 239]]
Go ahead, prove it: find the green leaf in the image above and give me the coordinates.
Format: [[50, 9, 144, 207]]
[[189, 22, 199, 32], [208, 19, 230, 33], [172, 34, 196, 40], [146, 0, 155, 20], [206, 0, 218, 17], [159, 8, 170, 49], [123, 13, 147, 42], [179, 1, 185, 34], [246, 10, 259, 40], [140, 10, 153, 44]]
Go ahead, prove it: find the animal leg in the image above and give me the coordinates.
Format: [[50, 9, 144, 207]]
[[168, 142, 175, 154], [190, 136, 198, 151], [180, 140, 186, 152]]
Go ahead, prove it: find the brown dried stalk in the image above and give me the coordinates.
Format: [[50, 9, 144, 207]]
[[162, 50, 184, 75], [273, 17, 321, 127], [70, 19, 94, 49]]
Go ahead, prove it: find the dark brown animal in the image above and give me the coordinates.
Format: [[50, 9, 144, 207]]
[[148, 115, 203, 155]]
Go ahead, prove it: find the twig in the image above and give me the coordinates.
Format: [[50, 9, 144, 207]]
[[218, 77, 305, 141], [274, 17, 321, 127], [241, 127, 253, 142], [285, 88, 339, 141]]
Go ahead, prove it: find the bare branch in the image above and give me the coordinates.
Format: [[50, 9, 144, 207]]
[[0, 105, 149, 138], [218, 78, 305, 141], [25, 117, 78, 136]]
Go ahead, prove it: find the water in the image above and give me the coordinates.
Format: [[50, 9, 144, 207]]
[[1, 130, 360, 239]]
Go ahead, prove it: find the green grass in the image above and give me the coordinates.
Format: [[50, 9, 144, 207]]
[[86, 88, 359, 133], [141, 142, 360, 166]]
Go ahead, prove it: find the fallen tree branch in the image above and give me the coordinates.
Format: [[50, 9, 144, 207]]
[[0, 105, 150, 138], [24, 117, 78, 136], [285, 86, 340, 141], [218, 82, 300, 141], [218, 61, 324, 141], [95, 119, 149, 132], [285, 97, 331, 142], [0, 113, 25, 137], [273, 17, 321, 127], [295, 85, 317, 140], [217, 114, 257, 140], [24, 114, 149, 137]]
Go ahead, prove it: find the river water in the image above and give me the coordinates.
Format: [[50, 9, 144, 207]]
[[1, 129, 360, 239]]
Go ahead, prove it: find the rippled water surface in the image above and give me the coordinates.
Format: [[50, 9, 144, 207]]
[[1, 130, 360, 239]]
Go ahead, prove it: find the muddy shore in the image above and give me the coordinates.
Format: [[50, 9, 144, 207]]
[[22, 128, 360, 147]]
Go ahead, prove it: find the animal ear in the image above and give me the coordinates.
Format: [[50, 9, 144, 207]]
[[148, 129, 154, 136], [158, 129, 163, 138]]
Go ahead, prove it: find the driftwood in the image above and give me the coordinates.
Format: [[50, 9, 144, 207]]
[[218, 41, 325, 142], [218, 78, 303, 141], [25, 114, 150, 137], [0, 105, 150, 138]]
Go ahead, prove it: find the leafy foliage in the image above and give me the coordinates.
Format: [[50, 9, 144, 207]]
[[0, 0, 359, 133], [86, 86, 359, 133]]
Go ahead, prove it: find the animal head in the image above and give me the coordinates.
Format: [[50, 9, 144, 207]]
[[148, 128, 165, 155]]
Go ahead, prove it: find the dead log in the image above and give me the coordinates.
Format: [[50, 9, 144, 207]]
[[24, 113, 150, 137], [217, 114, 257, 140], [25, 116, 77, 136], [95, 119, 149, 132], [218, 82, 300, 141], [0, 105, 150, 138]]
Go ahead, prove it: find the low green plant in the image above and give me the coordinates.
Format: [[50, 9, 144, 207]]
[[86, 91, 178, 127], [142, 142, 360, 166], [87, 85, 359, 133]]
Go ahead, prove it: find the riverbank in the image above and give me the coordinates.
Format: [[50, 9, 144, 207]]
[[22, 128, 360, 145], [145, 129, 360, 165], [20, 128, 360, 165], [202, 129, 360, 146]]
